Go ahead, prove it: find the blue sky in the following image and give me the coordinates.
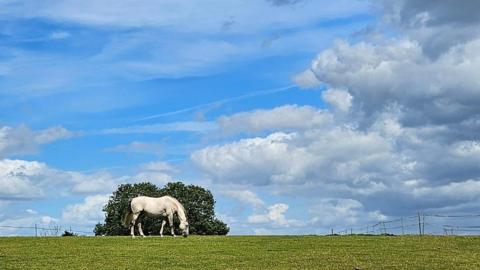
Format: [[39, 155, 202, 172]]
[[2, 0, 480, 235]]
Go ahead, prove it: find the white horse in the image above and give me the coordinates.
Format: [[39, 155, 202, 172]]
[[122, 195, 189, 238]]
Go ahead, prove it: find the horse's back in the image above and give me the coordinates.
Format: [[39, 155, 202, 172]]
[[131, 196, 177, 216]]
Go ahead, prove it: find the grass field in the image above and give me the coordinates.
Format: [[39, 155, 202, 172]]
[[1, 235, 479, 269]]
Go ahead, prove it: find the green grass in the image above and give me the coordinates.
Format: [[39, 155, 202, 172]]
[[1, 236, 479, 269]]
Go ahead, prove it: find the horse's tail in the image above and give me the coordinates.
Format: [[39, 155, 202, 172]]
[[121, 198, 133, 227]]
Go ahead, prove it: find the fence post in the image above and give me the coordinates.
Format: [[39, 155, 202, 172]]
[[422, 214, 426, 235], [417, 212, 422, 236], [401, 217, 404, 235]]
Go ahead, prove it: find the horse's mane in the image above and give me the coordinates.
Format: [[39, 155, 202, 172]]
[[165, 195, 187, 220]]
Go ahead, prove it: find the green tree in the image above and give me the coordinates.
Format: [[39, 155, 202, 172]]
[[96, 182, 161, 236], [94, 181, 229, 236], [159, 182, 229, 235]]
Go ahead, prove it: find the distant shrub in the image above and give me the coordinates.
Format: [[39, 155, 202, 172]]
[[62, 230, 77, 237]]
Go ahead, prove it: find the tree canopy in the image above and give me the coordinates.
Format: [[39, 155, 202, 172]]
[[94, 182, 229, 236]]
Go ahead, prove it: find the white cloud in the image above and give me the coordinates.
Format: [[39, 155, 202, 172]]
[[0, 158, 178, 200], [321, 88, 353, 112], [134, 171, 173, 186], [192, 125, 403, 191], [242, 0, 480, 220], [105, 141, 163, 156], [98, 121, 217, 135], [26, 209, 38, 215], [377, 0, 480, 57], [252, 228, 275, 235], [0, 159, 46, 199], [195, 93, 480, 216], [0, 0, 367, 33], [410, 179, 480, 202], [49, 31, 70, 40], [192, 132, 315, 185], [69, 172, 124, 194], [35, 126, 72, 144], [221, 190, 265, 208], [248, 203, 302, 227], [309, 198, 385, 227], [292, 69, 322, 88], [62, 194, 109, 225], [0, 125, 72, 157], [0, 0, 366, 93], [0, 159, 111, 199], [297, 38, 480, 127], [218, 105, 333, 135], [139, 161, 176, 172]]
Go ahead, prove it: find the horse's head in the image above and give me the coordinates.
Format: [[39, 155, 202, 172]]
[[179, 221, 189, 237]]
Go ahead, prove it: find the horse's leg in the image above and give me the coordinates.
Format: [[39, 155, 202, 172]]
[[160, 220, 166, 237], [137, 222, 145, 237], [130, 212, 140, 238], [168, 213, 175, 237]]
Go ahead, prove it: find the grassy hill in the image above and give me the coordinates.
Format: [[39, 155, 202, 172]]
[[1, 235, 479, 269]]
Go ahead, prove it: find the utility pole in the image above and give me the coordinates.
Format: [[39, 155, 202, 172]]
[[35, 224, 38, 237]]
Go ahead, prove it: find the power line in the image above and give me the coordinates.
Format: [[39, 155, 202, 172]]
[[335, 212, 480, 236], [0, 224, 93, 236]]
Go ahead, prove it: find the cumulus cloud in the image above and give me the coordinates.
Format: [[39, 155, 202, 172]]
[[0, 158, 177, 200], [69, 172, 124, 194], [321, 88, 353, 112], [195, 103, 480, 216], [0, 159, 114, 199], [248, 203, 302, 227], [194, 0, 480, 225], [377, 0, 480, 57], [62, 194, 109, 225], [0, 159, 45, 199], [138, 161, 176, 173], [309, 198, 386, 227], [299, 39, 480, 128], [221, 190, 265, 208], [292, 69, 322, 88], [218, 105, 333, 135], [193, 126, 404, 191], [192, 132, 315, 185]]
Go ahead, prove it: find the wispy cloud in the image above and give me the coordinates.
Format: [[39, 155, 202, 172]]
[[104, 141, 163, 156], [97, 121, 217, 135], [137, 85, 296, 121]]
